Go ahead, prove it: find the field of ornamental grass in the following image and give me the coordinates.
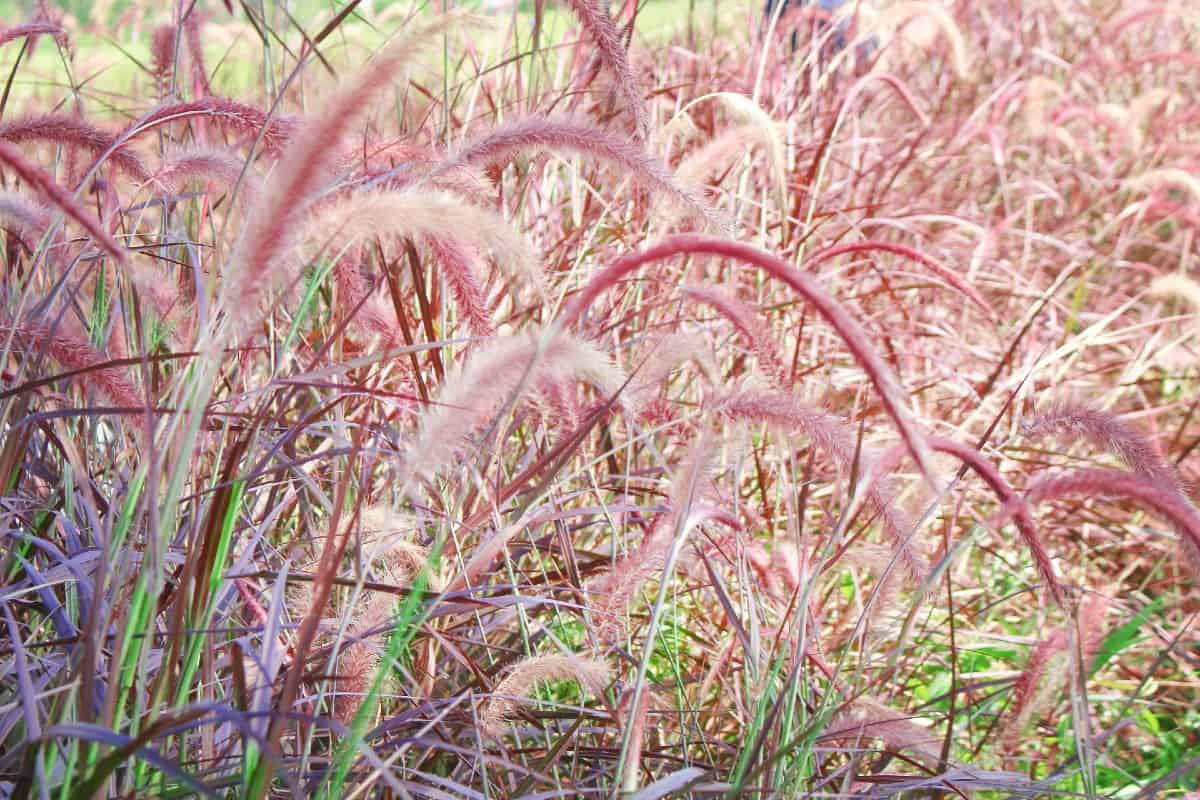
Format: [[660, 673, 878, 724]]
[[0, 0, 1197, 797]]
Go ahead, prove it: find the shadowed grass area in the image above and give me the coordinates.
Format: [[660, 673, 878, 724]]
[[0, 0, 1198, 797]]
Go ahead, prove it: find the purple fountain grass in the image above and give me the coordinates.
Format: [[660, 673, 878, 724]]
[[221, 19, 451, 337], [838, 543, 907, 614], [330, 250, 404, 350], [743, 539, 811, 609], [1022, 403, 1175, 481], [0, 139, 128, 266], [929, 436, 1064, 606], [332, 251, 370, 311], [616, 684, 657, 794], [625, 331, 716, 419], [0, 314, 141, 409], [714, 388, 928, 583], [482, 653, 613, 737], [304, 189, 543, 322], [1021, 404, 1200, 571], [150, 25, 176, 91], [409, 331, 624, 483], [333, 589, 395, 727], [359, 506, 438, 588], [1001, 627, 1067, 752], [563, 0, 648, 140], [428, 236, 496, 338], [182, 11, 212, 98], [0, 140, 178, 315], [674, 123, 778, 196], [146, 146, 259, 197], [353, 139, 493, 205], [1002, 592, 1110, 752], [871, 434, 1065, 606], [819, 698, 939, 766], [1003, 467, 1200, 581], [437, 115, 712, 223], [122, 97, 299, 157], [0, 191, 52, 247], [684, 286, 790, 389], [804, 240, 992, 315], [558, 234, 940, 486], [0, 114, 150, 182], [0, 20, 67, 50], [331, 249, 385, 339], [587, 522, 681, 648], [855, 73, 932, 127], [715, 389, 859, 473], [330, 251, 414, 354], [585, 441, 742, 646]]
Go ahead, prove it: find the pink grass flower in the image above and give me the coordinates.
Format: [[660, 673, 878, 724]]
[[1, 315, 141, 409], [563, 1, 648, 139], [558, 234, 939, 486]]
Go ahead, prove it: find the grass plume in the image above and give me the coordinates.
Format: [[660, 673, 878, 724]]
[[559, 233, 940, 486], [482, 653, 612, 737]]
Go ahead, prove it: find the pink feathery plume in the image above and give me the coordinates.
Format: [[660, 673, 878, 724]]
[[428, 236, 496, 338], [871, 435, 1065, 605], [587, 440, 741, 645], [332, 590, 395, 727], [819, 698, 939, 765], [1, 315, 141, 409], [147, 147, 259, 197], [1023, 403, 1200, 575], [150, 24, 177, 94], [1001, 628, 1067, 752], [0, 139, 128, 266], [1005, 467, 1200, 581], [1002, 592, 1111, 752], [332, 252, 405, 350], [183, 11, 212, 98], [684, 286, 789, 389], [804, 240, 993, 315], [0, 114, 150, 181], [0, 192, 52, 250], [438, 115, 710, 220], [562, 0, 648, 139], [0, 140, 177, 314], [559, 234, 939, 486], [0, 20, 68, 51], [121, 97, 299, 157], [223, 22, 448, 331], [716, 389, 928, 583]]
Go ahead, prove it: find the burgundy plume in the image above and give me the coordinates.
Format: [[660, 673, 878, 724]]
[[439, 115, 708, 218], [0, 20, 67, 51], [1, 315, 141, 409], [1008, 468, 1200, 580], [1022, 404, 1200, 577], [0, 114, 150, 181], [120, 97, 298, 157], [715, 389, 928, 582]]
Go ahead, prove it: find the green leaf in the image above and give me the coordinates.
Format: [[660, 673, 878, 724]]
[[1091, 597, 1165, 673]]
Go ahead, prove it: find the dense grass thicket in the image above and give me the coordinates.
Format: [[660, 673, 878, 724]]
[[0, 0, 1197, 797]]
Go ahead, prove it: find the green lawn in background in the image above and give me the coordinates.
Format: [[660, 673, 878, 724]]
[[1, 0, 741, 117]]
